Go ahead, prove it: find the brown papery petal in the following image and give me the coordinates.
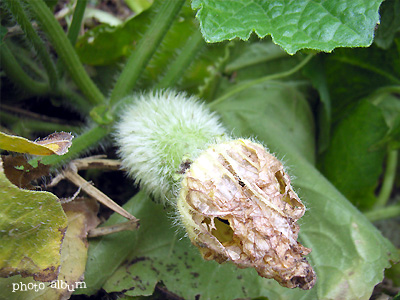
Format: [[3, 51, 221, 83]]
[[177, 139, 316, 290]]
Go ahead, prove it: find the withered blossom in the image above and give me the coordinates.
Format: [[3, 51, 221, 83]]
[[177, 139, 316, 290]]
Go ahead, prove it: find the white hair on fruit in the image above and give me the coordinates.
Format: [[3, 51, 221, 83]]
[[114, 89, 227, 203]]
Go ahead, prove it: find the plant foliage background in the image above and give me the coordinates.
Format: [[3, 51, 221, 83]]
[[0, 0, 399, 299]]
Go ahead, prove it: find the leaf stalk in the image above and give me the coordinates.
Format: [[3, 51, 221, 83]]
[[109, 0, 185, 105], [26, 0, 105, 106], [375, 149, 398, 207], [209, 54, 315, 108]]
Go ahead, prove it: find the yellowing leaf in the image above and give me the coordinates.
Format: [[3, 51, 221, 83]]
[[0, 198, 99, 300], [0, 132, 73, 156], [0, 171, 68, 281]]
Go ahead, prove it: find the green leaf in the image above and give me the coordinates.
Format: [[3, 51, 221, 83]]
[[224, 40, 288, 73], [318, 100, 389, 210], [0, 172, 67, 281], [81, 192, 273, 299], [212, 84, 399, 299], [124, 0, 153, 14], [371, 92, 400, 149], [212, 81, 316, 164], [324, 41, 400, 122], [191, 0, 384, 54], [374, 0, 400, 49], [75, 11, 150, 66]]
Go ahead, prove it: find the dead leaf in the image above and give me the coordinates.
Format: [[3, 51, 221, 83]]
[[1, 155, 50, 189], [0, 131, 73, 156]]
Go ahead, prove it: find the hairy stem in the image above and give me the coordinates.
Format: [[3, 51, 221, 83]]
[[365, 204, 400, 222], [110, 0, 185, 105], [26, 0, 105, 106], [155, 30, 205, 89], [0, 42, 49, 95], [209, 54, 315, 108], [5, 0, 58, 89], [376, 149, 398, 207]]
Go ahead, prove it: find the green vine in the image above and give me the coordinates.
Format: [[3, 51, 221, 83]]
[[209, 54, 315, 108], [0, 42, 49, 96], [376, 149, 398, 207], [365, 204, 400, 222], [155, 30, 205, 89], [26, 0, 105, 106], [109, 0, 186, 105], [67, 0, 87, 45], [5, 0, 58, 89]]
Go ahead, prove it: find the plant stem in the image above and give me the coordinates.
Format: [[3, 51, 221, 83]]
[[0, 111, 80, 134], [110, 0, 185, 105], [58, 82, 92, 114], [0, 42, 49, 95], [375, 149, 398, 207], [11, 44, 47, 81], [5, 0, 58, 89], [67, 0, 86, 45], [370, 85, 400, 100], [364, 204, 400, 222], [209, 54, 315, 108], [56, 0, 87, 76], [30, 124, 110, 168], [155, 30, 205, 89], [26, 0, 105, 106]]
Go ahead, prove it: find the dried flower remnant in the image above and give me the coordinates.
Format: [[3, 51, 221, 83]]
[[178, 139, 316, 290]]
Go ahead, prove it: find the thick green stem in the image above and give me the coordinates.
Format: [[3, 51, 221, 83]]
[[0, 42, 49, 95], [30, 124, 110, 168], [5, 0, 58, 89], [375, 149, 398, 207], [365, 204, 400, 222], [155, 30, 205, 89], [209, 54, 315, 108], [26, 0, 105, 106], [110, 0, 185, 105]]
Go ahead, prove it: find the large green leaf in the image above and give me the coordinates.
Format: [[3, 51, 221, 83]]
[[212, 83, 399, 299], [0, 172, 67, 281], [191, 0, 384, 54], [318, 100, 389, 210]]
